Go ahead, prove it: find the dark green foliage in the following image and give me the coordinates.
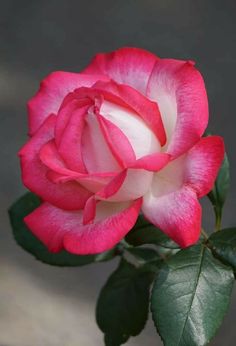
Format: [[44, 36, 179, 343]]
[[151, 244, 234, 346], [126, 215, 179, 249], [208, 154, 230, 229], [96, 258, 154, 345], [209, 228, 236, 271]]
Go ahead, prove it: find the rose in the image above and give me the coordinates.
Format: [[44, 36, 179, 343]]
[[19, 47, 224, 254]]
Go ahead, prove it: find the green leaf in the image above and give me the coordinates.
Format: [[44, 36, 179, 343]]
[[151, 244, 234, 346], [125, 247, 163, 274], [96, 258, 154, 345], [126, 215, 179, 249], [8, 192, 116, 266], [208, 228, 236, 271], [208, 154, 230, 229], [126, 247, 160, 264]]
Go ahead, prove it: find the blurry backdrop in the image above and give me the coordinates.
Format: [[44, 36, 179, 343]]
[[1, 0, 236, 345]]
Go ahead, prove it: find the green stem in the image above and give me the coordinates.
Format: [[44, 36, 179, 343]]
[[116, 239, 132, 256], [120, 238, 132, 249], [214, 207, 222, 231], [201, 228, 208, 241]]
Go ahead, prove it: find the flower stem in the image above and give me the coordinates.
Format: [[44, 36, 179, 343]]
[[214, 208, 222, 231], [201, 228, 208, 240]]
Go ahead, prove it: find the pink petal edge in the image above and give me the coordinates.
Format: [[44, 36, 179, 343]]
[[24, 198, 142, 254], [142, 186, 201, 248], [19, 115, 91, 210], [28, 72, 109, 135], [147, 59, 209, 158], [82, 47, 158, 94]]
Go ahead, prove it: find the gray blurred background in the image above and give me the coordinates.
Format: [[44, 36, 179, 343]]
[[1, 0, 236, 345]]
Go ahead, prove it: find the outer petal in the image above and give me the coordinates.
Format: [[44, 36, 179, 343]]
[[82, 47, 158, 94], [142, 186, 201, 247], [24, 199, 142, 254], [147, 59, 208, 157], [141, 135, 224, 247], [19, 115, 91, 210], [28, 72, 108, 135], [184, 136, 225, 197]]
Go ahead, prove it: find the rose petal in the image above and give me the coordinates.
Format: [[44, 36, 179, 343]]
[[39, 140, 79, 177], [147, 59, 208, 157], [131, 153, 170, 171], [47, 170, 116, 194], [94, 80, 166, 145], [83, 196, 97, 225], [58, 105, 90, 173], [98, 169, 153, 202], [96, 113, 136, 167], [142, 185, 201, 247], [82, 47, 158, 94], [81, 109, 121, 173], [141, 135, 224, 247], [19, 115, 91, 210], [184, 136, 225, 197], [24, 199, 142, 254], [28, 72, 108, 135], [96, 170, 127, 199], [55, 97, 91, 147], [100, 100, 161, 159]]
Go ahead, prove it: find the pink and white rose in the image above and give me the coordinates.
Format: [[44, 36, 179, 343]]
[[19, 47, 224, 254]]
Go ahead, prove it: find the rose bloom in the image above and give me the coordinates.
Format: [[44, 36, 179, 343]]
[[19, 47, 224, 254]]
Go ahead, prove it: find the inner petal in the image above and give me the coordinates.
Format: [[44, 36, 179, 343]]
[[77, 172, 116, 193], [150, 155, 186, 198], [100, 100, 161, 159], [97, 169, 153, 202], [147, 61, 179, 150], [81, 107, 121, 173], [155, 93, 177, 151], [94, 200, 131, 222]]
